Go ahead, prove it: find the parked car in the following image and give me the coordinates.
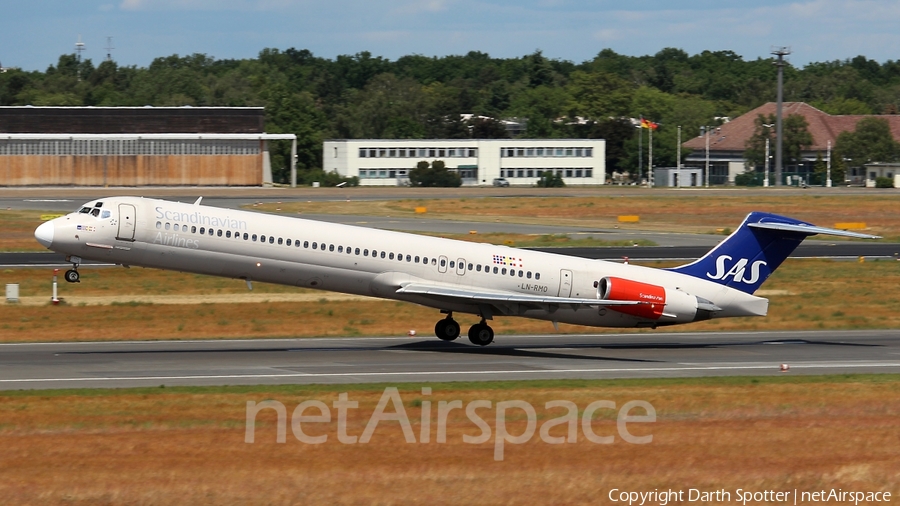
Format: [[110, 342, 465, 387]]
[[492, 177, 509, 187]]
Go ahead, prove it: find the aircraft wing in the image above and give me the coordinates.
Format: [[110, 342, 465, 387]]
[[395, 282, 639, 313]]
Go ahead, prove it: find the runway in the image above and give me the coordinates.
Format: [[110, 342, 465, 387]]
[[2, 330, 899, 390]]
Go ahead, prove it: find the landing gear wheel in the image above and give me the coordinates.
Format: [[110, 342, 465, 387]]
[[467, 323, 494, 346], [64, 269, 80, 283], [434, 317, 461, 341]]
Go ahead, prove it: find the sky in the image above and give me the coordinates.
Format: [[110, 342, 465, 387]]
[[3, 0, 900, 71]]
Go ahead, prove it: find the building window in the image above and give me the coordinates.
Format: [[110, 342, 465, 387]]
[[585, 148, 593, 157], [468, 148, 477, 157]]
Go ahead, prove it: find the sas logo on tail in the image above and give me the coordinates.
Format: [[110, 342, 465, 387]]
[[707, 255, 767, 284]]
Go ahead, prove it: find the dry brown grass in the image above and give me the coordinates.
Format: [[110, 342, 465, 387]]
[[0, 378, 898, 505], [261, 194, 900, 238], [1, 258, 899, 342]]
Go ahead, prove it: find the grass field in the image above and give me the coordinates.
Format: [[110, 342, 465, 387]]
[[1, 258, 898, 342], [0, 376, 897, 504]]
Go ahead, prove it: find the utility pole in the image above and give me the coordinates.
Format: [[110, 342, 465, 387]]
[[826, 140, 832, 187], [772, 46, 791, 187]]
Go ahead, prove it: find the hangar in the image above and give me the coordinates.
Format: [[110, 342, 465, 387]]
[[0, 106, 297, 186]]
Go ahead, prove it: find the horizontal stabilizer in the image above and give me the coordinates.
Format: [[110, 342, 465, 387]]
[[748, 221, 881, 239]]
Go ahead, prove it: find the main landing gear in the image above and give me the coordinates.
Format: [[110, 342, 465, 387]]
[[433, 312, 494, 346]]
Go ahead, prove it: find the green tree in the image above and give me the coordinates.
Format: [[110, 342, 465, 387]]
[[835, 117, 900, 166], [566, 70, 634, 119], [745, 113, 812, 168], [536, 171, 565, 187], [408, 160, 462, 187]]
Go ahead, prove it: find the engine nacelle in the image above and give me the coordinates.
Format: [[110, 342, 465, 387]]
[[597, 276, 701, 323]]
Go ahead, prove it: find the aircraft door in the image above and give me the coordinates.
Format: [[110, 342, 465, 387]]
[[117, 203, 136, 241], [438, 255, 448, 273], [558, 269, 573, 297], [456, 258, 466, 276]]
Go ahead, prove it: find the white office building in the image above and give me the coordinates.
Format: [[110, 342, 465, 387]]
[[323, 139, 606, 186]]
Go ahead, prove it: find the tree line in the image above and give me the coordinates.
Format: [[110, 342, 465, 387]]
[[2, 48, 899, 184]]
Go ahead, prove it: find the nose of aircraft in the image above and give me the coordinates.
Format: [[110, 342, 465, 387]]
[[34, 221, 54, 249]]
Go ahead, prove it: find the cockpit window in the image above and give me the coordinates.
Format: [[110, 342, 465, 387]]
[[101, 210, 111, 219], [79, 207, 91, 214], [91, 209, 100, 217], [94, 202, 103, 208]]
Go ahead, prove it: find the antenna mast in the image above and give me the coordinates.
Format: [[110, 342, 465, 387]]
[[75, 35, 86, 62], [105, 36, 115, 62]]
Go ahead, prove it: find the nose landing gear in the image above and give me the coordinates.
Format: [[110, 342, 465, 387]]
[[64, 256, 81, 283]]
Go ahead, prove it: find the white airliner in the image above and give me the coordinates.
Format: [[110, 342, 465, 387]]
[[34, 196, 878, 345]]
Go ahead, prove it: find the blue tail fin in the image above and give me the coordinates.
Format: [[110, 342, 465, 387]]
[[667, 212, 879, 294]]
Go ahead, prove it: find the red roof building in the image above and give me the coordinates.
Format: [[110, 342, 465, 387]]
[[682, 102, 900, 185]]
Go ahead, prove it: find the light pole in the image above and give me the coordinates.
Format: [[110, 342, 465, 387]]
[[826, 140, 832, 187], [704, 126, 710, 188], [772, 46, 791, 186], [762, 123, 774, 187], [677, 125, 682, 188]]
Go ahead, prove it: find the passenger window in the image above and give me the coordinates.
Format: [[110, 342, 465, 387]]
[[338, 246, 343, 253], [320, 243, 325, 250], [226, 230, 232, 238], [518, 270, 523, 277], [364, 249, 369, 256], [494, 267, 499, 274], [450, 261, 455, 268], [527, 272, 532, 279], [535, 273, 541, 280], [269, 237, 275, 244], [287, 239, 292, 246], [389, 253, 395, 260], [415, 256, 420, 263], [468, 263, 473, 270], [251, 234, 257, 241], [156, 221, 162, 229], [431, 259, 437, 265], [355, 248, 360, 255], [208, 228, 214, 236], [165, 223, 171, 230], [329, 244, 334, 252], [261, 235, 266, 242], [217, 229, 223, 237], [277, 237, 283, 245], [192, 226, 197, 233], [304, 241, 309, 248], [312, 242, 317, 249], [440, 259, 446, 267], [200, 227, 205, 234], [406, 255, 411, 262], [380, 251, 385, 258], [244, 233, 249, 240], [476, 265, 482, 272], [422, 257, 427, 264]]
